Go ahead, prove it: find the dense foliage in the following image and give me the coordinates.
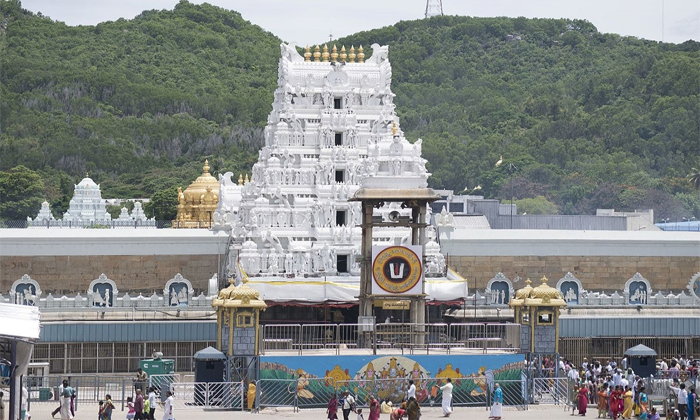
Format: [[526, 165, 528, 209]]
[[1, 0, 698, 221]]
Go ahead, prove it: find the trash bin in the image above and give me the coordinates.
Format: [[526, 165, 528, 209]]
[[39, 387, 52, 401]]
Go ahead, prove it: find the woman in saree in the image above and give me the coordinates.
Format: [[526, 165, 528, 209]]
[[637, 387, 648, 420], [327, 393, 339, 420], [578, 384, 589, 416], [621, 386, 634, 419], [597, 384, 608, 419], [610, 386, 621, 420]]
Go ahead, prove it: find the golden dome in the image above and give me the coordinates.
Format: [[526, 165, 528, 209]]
[[530, 276, 563, 301], [212, 281, 267, 309], [174, 160, 220, 227], [515, 278, 533, 300], [183, 160, 219, 201], [510, 276, 566, 308]]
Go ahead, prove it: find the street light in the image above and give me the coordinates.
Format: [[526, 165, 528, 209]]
[[495, 156, 517, 228]]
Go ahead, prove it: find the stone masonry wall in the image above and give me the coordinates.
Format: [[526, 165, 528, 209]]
[[533, 325, 557, 354], [450, 256, 699, 292], [233, 327, 257, 355], [520, 326, 531, 352], [0, 254, 219, 294]]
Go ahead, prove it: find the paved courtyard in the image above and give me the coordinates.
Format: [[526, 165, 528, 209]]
[[28, 404, 574, 419]]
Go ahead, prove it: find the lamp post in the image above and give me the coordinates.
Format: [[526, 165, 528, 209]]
[[508, 163, 517, 229], [495, 156, 517, 228]]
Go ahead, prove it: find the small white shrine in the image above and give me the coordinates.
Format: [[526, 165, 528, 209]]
[[28, 176, 155, 228], [212, 43, 466, 303], [63, 176, 112, 223]]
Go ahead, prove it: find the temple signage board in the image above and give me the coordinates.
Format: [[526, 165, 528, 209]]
[[382, 300, 411, 310], [372, 245, 423, 295]]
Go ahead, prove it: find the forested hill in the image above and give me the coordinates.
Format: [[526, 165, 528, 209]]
[[1, 0, 699, 221]]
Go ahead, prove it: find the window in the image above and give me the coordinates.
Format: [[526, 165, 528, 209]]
[[334, 98, 342, 109], [335, 133, 343, 146], [537, 311, 554, 326], [335, 170, 344, 183], [336, 210, 346, 226], [337, 255, 348, 273], [236, 311, 254, 327]]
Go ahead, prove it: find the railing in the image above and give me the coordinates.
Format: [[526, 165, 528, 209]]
[[170, 382, 244, 410], [255, 378, 530, 411], [260, 322, 521, 354], [0, 220, 172, 229]]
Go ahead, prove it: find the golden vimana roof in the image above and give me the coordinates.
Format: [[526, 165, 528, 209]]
[[213, 281, 267, 309], [183, 160, 219, 199], [510, 276, 566, 307], [530, 277, 563, 300]]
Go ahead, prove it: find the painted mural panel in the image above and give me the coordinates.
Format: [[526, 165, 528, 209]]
[[259, 354, 525, 407]]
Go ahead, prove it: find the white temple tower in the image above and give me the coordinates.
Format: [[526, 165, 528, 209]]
[[63, 176, 112, 224], [214, 43, 464, 304]]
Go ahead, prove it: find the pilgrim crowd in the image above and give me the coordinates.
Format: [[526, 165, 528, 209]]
[[550, 355, 698, 420]]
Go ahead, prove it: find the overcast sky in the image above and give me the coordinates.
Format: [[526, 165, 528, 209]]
[[20, 0, 700, 45]]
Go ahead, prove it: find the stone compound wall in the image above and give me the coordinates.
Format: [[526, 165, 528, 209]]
[[520, 326, 531, 352], [533, 325, 557, 353], [233, 327, 257, 355], [449, 256, 699, 292], [0, 254, 219, 294]]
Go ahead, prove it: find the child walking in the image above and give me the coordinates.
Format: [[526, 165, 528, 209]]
[[126, 396, 136, 420]]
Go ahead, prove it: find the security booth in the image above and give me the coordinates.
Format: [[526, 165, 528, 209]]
[[193, 346, 228, 406], [0, 302, 41, 420], [510, 277, 567, 355], [624, 344, 657, 378]]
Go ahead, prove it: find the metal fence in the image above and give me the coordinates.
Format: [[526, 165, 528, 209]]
[[0, 220, 172, 229], [170, 382, 244, 410], [27, 375, 580, 413], [25, 375, 245, 413], [260, 322, 521, 354], [26, 374, 135, 412], [254, 378, 531, 411]]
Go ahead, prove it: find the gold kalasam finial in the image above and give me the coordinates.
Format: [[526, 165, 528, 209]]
[[541, 276, 548, 284], [349, 45, 356, 62], [340, 45, 347, 62], [392, 121, 398, 136], [203, 159, 210, 173], [244, 173, 249, 183], [238, 174, 243, 185], [322, 44, 330, 62], [313, 45, 321, 62], [85, 172, 89, 178], [304, 45, 311, 62], [331, 44, 338, 62], [525, 278, 532, 286], [358, 45, 365, 63]]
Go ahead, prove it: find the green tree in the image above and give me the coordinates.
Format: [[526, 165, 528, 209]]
[[512, 195, 559, 215], [144, 187, 178, 221], [688, 159, 700, 190], [0, 165, 45, 220]]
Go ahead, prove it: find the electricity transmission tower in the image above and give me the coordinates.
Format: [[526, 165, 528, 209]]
[[425, 0, 444, 18]]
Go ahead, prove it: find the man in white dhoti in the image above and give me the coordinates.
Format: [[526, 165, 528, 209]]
[[489, 382, 502, 419], [440, 377, 453, 417], [162, 390, 174, 420], [59, 380, 74, 420]]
